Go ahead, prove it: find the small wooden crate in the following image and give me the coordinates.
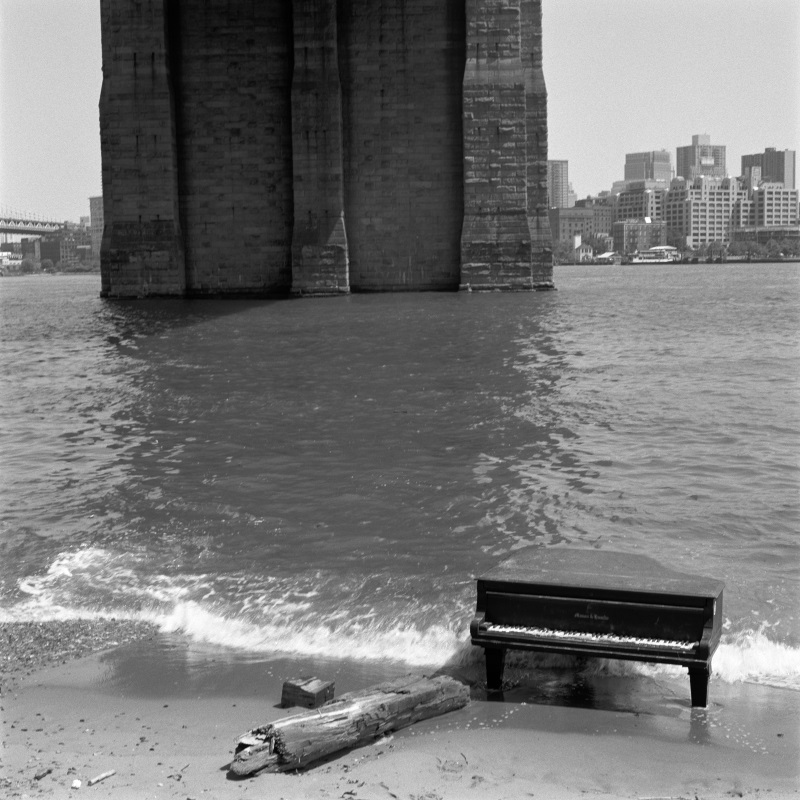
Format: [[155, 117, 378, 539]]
[[281, 676, 335, 709]]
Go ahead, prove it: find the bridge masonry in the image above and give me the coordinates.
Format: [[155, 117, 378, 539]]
[[99, 0, 553, 298]]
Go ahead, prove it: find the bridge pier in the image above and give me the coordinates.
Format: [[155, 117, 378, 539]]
[[460, 0, 535, 291], [524, 0, 555, 285], [98, 0, 553, 298]]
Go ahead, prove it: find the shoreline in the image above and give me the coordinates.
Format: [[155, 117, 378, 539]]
[[1, 621, 798, 799], [0, 620, 159, 695]]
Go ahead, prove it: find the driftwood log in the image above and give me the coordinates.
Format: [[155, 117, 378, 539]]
[[229, 673, 469, 776]]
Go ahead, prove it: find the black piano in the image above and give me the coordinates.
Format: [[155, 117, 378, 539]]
[[470, 548, 724, 707]]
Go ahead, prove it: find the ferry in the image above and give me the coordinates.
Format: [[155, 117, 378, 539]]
[[628, 245, 681, 264]]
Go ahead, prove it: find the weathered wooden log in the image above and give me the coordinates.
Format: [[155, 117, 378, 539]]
[[229, 673, 469, 776]]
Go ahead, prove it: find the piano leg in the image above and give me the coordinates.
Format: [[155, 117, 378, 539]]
[[688, 665, 710, 707], [485, 647, 505, 691]]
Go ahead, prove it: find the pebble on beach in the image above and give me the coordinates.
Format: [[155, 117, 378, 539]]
[[0, 619, 158, 693]]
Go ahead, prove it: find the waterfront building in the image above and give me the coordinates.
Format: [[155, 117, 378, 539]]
[[548, 199, 614, 244], [90, 196, 104, 270], [624, 151, 672, 185], [731, 182, 800, 245], [20, 228, 92, 269], [38, 237, 61, 265], [548, 207, 592, 243], [60, 229, 92, 267], [574, 196, 615, 235], [611, 218, 667, 254], [676, 134, 726, 181], [573, 239, 593, 263], [592, 232, 614, 253], [750, 183, 799, 227], [741, 148, 796, 189], [664, 176, 747, 249], [547, 160, 570, 208], [616, 182, 666, 222], [594, 250, 622, 265]]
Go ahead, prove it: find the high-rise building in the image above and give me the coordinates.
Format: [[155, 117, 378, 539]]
[[547, 160, 569, 208], [664, 176, 747, 248], [624, 151, 672, 184], [676, 135, 726, 181], [741, 148, 796, 189], [732, 182, 800, 241], [567, 183, 577, 209], [750, 183, 799, 227]]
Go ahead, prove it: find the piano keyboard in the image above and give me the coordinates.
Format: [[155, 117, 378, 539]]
[[483, 623, 699, 651]]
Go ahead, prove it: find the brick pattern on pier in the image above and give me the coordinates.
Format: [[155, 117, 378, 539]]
[[291, 0, 350, 296], [171, 2, 293, 296], [99, 0, 553, 298], [99, 0, 185, 298], [460, 0, 542, 291], [522, 0, 553, 284], [338, 0, 466, 291]]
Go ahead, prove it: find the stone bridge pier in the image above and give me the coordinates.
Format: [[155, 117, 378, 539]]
[[99, 0, 553, 298]]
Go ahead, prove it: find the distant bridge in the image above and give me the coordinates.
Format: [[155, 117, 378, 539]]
[[0, 206, 64, 236], [0, 214, 63, 236]]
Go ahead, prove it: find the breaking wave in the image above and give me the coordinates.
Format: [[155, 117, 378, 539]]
[[3, 547, 799, 691]]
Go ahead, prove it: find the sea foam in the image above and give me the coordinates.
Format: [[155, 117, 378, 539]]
[[4, 547, 800, 691]]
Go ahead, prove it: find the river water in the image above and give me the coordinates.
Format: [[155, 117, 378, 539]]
[[1, 264, 798, 693]]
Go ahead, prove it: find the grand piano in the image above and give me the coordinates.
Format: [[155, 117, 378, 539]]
[[470, 548, 724, 707]]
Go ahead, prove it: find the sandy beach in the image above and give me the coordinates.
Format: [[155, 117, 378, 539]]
[[1, 621, 798, 800]]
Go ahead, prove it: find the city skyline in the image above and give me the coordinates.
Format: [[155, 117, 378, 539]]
[[1, 0, 798, 222]]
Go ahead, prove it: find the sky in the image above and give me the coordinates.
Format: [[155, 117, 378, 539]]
[[0, 0, 798, 222]]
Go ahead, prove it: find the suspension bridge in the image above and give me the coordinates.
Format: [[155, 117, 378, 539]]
[[0, 206, 64, 236]]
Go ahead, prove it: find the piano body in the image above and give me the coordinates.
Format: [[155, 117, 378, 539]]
[[470, 548, 724, 707]]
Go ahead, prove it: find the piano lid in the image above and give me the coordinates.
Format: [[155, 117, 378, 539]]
[[478, 548, 724, 599]]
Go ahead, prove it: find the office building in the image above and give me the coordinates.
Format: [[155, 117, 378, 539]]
[[750, 183, 799, 227], [547, 160, 570, 208], [664, 176, 747, 248], [732, 182, 800, 244], [567, 183, 577, 209], [611, 219, 666, 254], [741, 148, 795, 189], [616, 182, 666, 222], [574, 196, 615, 235], [624, 151, 672, 185], [676, 134, 726, 181], [548, 195, 615, 244], [548, 207, 593, 243]]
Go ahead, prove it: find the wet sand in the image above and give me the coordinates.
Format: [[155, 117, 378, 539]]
[[1, 623, 798, 799]]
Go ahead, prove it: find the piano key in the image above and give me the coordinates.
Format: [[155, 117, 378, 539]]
[[483, 623, 699, 651]]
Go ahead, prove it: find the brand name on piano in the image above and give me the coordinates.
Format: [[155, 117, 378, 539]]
[[574, 612, 610, 622]]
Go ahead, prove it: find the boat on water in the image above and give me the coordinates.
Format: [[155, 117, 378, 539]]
[[627, 245, 682, 264]]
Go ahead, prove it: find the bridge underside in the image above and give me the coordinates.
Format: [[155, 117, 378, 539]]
[[99, 0, 553, 298]]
